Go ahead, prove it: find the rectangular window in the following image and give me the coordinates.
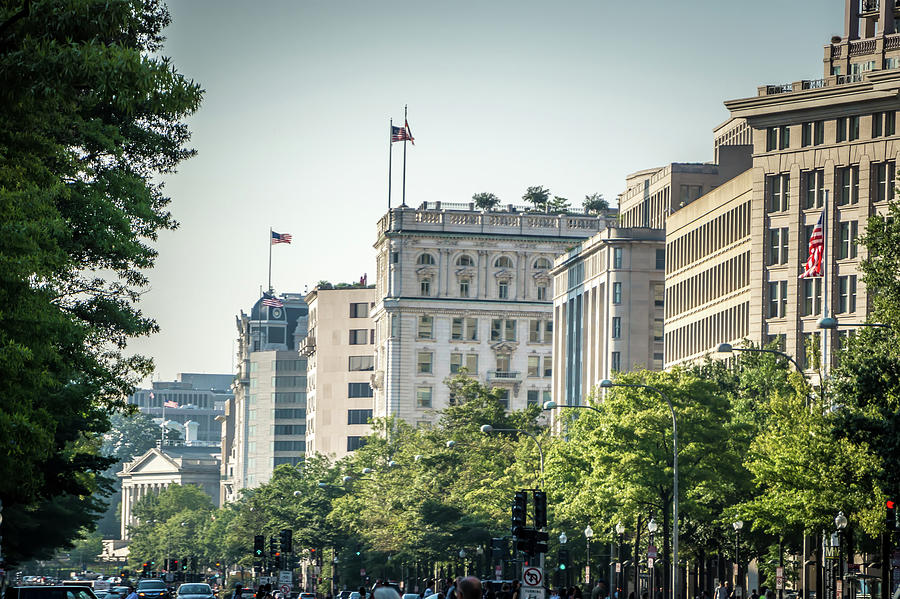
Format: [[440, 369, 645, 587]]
[[873, 161, 896, 203], [491, 319, 502, 341], [451, 317, 464, 340], [417, 351, 433, 374], [849, 115, 860, 141], [803, 170, 824, 209], [273, 376, 306, 388], [465, 317, 478, 340], [801, 122, 812, 147], [275, 392, 306, 406], [420, 279, 431, 296], [347, 436, 366, 452], [504, 319, 517, 341], [768, 228, 780, 266], [348, 382, 373, 398], [529, 320, 543, 343], [496, 353, 510, 372], [613, 247, 623, 269], [349, 329, 368, 345], [496, 388, 509, 409], [528, 356, 540, 378], [274, 440, 306, 452], [802, 278, 822, 317], [348, 355, 374, 371], [768, 281, 788, 318], [887, 111, 896, 135], [466, 353, 478, 373], [837, 166, 859, 205], [815, 120, 825, 145], [543, 356, 552, 377], [838, 275, 858, 313], [656, 249, 665, 270], [839, 222, 851, 259], [612, 282, 622, 304], [873, 112, 883, 138], [498, 281, 509, 299], [537, 285, 548, 300], [766, 127, 777, 151], [274, 408, 306, 419], [417, 315, 433, 339], [611, 351, 621, 372], [416, 386, 432, 408], [526, 390, 540, 407], [349, 302, 368, 318], [653, 318, 664, 342], [611, 316, 622, 339], [779, 125, 790, 149], [837, 117, 847, 142], [450, 352, 463, 374], [347, 409, 373, 425], [459, 280, 470, 297], [274, 424, 306, 436], [766, 174, 790, 212]]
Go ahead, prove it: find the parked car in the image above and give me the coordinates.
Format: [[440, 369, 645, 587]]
[[137, 580, 170, 599], [176, 584, 214, 599], [4, 586, 99, 599], [299, 593, 316, 599]]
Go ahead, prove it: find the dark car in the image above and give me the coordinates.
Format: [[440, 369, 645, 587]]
[[137, 580, 170, 599], [4, 586, 98, 599], [176, 585, 214, 599]]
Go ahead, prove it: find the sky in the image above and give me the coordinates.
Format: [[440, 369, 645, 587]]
[[128, 0, 844, 383]]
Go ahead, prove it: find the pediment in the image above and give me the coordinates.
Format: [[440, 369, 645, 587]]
[[455, 267, 476, 279], [490, 341, 519, 353], [416, 266, 437, 277], [493, 269, 513, 282], [121, 448, 180, 476]]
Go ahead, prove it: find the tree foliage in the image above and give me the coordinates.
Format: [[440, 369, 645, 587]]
[[582, 193, 609, 214], [522, 186, 551, 211], [472, 192, 501, 211], [0, 0, 202, 563]]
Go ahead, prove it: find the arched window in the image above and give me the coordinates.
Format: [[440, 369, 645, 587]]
[[417, 253, 435, 265], [456, 254, 474, 267], [534, 257, 552, 270], [494, 256, 513, 268]]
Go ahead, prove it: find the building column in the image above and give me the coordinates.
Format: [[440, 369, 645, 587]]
[[120, 484, 130, 540]]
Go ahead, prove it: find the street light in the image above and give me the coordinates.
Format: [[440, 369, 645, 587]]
[[716, 343, 803, 372], [559, 532, 568, 545], [818, 317, 889, 330], [480, 424, 544, 486], [542, 400, 603, 415], [600, 378, 678, 599], [585, 525, 594, 586], [616, 522, 626, 599], [733, 521, 743, 592], [648, 518, 658, 599], [835, 511, 848, 595]]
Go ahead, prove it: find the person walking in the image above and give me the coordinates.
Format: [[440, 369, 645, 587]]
[[125, 587, 138, 599], [715, 582, 729, 599], [230, 584, 244, 599], [456, 578, 482, 599]]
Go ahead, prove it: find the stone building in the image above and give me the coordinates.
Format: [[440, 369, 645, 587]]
[[129, 373, 232, 445]]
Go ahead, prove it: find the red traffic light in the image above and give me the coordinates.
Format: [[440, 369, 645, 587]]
[[888, 500, 896, 509]]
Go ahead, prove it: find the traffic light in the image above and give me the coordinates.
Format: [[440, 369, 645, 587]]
[[182, 557, 189, 571], [215, 562, 221, 569], [888, 499, 897, 529], [533, 491, 547, 529], [558, 548, 569, 571], [142, 562, 150, 575], [515, 527, 534, 553], [190, 556, 197, 571], [533, 530, 549, 555], [512, 491, 527, 536], [172, 559, 179, 571], [280, 528, 293, 554], [491, 538, 503, 560], [254, 535, 265, 558]]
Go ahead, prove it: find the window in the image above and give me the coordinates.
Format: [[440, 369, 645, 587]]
[[803, 169, 824, 209], [779, 125, 790, 149], [274, 424, 306, 435], [348, 382, 373, 398], [274, 440, 306, 452], [349, 329, 368, 345], [274, 408, 306, 419], [498, 281, 509, 299], [273, 456, 303, 467], [494, 256, 513, 268], [456, 254, 474, 266], [766, 127, 777, 151], [420, 278, 431, 296], [656, 249, 665, 270], [273, 375, 306, 388], [888, 57, 900, 70], [450, 353, 477, 374], [492, 318, 517, 341], [496, 353, 511, 372], [529, 320, 548, 343], [653, 318, 664, 342], [349, 303, 368, 318], [505, 319, 517, 341], [838, 275, 857, 313], [849, 115, 860, 141], [887, 111, 896, 136], [611, 352, 621, 372], [873, 112, 884, 138], [537, 285, 548, 300], [612, 282, 623, 304], [837, 117, 847, 142], [766, 174, 790, 212], [496, 388, 510, 409], [347, 436, 366, 451], [873, 161, 896, 203], [349, 355, 374, 371], [275, 392, 306, 406], [814, 120, 825, 145], [417, 351, 433, 374], [802, 278, 822, 317], [459, 280, 470, 297], [347, 409, 373, 425], [801, 122, 813, 147], [527, 356, 540, 377], [837, 166, 859, 205], [613, 247, 623, 269], [275, 359, 305, 372], [612, 316, 622, 339], [417, 315, 433, 339], [416, 386, 432, 408], [534, 257, 552, 269], [417, 253, 435, 265], [543, 356, 552, 377], [391, 251, 399, 263], [767, 281, 788, 318], [767, 227, 789, 265], [527, 390, 540, 407], [679, 185, 702, 204], [837, 221, 858, 260]]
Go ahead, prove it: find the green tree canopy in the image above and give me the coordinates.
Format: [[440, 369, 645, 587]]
[[522, 186, 551, 211], [582, 193, 609, 214], [472, 192, 501, 211]]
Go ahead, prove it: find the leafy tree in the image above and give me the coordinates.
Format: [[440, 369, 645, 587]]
[[548, 196, 571, 214], [68, 530, 104, 568], [472, 192, 501, 211], [0, 0, 202, 563], [522, 186, 551, 211], [583, 193, 609, 214], [103, 412, 179, 463], [127, 484, 215, 568]]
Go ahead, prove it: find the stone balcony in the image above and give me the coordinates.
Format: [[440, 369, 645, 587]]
[[487, 370, 522, 383], [298, 333, 316, 357]]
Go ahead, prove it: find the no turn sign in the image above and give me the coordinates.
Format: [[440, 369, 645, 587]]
[[523, 567, 543, 587], [280, 585, 292, 596]]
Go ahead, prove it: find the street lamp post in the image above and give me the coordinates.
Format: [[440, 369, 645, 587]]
[[733, 521, 743, 596], [835, 512, 847, 599], [600, 379, 678, 599], [585, 526, 594, 587], [616, 522, 626, 599], [480, 424, 544, 486], [560, 532, 569, 588], [648, 518, 658, 599]]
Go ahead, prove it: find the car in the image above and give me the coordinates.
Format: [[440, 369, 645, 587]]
[[337, 592, 352, 599], [348, 593, 361, 599], [4, 586, 99, 599], [177, 584, 214, 599], [402, 594, 420, 599], [137, 580, 170, 599], [299, 594, 316, 599]]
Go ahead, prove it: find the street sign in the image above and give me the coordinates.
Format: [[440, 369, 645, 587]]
[[648, 545, 658, 559], [648, 558, 655, 568], [280, 585, 292, 596], [279, 571, 292, 585], [495, 565, 502, 581], [734, 587, 743, 599], [776, 567, 784, 590], [836, 581, 842, 599], [523, 567, 543, 587], [360, 569, 366, 576], [615, 563, 621, 573]]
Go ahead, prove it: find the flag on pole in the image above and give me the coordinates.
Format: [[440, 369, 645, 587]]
[[799, 209, 825, 278], [262, 296, 284, 307], [163, 399, 178, 408], [271, 231, 292, 244], [391, 123, 414, 144]]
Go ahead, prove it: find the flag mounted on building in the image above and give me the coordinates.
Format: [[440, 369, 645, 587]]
[[262, 296, 284, 308], [799, 209, 825, 278], [163, 399, 178, 408], [271, 231, 292, 244]]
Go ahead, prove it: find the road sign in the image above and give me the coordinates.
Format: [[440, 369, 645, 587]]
[[648, 545, 658, 559], [648, 558, 655, 568], [523, 567, 543, 587], [495, 565, 502, 581], [280, 585, 292, 596], [615, 563, 621, 573], [279, 571, 292, 585], [360, 569, 366, 576], [836, 581, 842, 599], [776, 567, 784, 590]]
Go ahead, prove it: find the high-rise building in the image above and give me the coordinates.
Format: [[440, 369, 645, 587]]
[[550, 227, 666, 406], [129, 373, 232, 444], [371, 202, 608, 423], [301, 285, 376, 459], [220, 293, 308, 504]]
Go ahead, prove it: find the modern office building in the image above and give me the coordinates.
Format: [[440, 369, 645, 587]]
[[129, 373, 232, 445], [220, 292, 308, 504], [550, 227, 666, 407], [301, 285, 376, 459], [371, 202, 608, 424]]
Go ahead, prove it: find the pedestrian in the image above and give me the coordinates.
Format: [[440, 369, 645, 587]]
[[359, 587, 368, 599], [375, 588, 401, 599], [231, 584, 244, 599], [715, 583, 728, 599], [125, 586, 138, 599], [446, 579, 458, 599], [724, 582, 733, 599], [550, 589, 561, 599], [591, 583, 604, 599], [457, 578, 482, 599], [764, 592, 775, 599], [573, 587, 583, 599], [750, 590, 759, 599]]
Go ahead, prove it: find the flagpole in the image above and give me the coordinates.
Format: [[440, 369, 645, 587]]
[[388, 118, 393, 212], [402, 104, 408, 207], [821, 189, 830, 384], [268, 227, 273, 293]]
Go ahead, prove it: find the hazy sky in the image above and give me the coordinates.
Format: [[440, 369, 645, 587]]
[[129, 0, 844, 383]]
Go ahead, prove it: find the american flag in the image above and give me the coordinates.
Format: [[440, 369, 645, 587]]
[[391, 122, 414, 145], [271, 231, 292, 244], [799, 210, 825, 279], [163, 399, 178, 408], [262, 297, 284, 307]]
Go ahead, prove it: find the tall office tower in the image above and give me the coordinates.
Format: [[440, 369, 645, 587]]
[[220, 292, 308, 504], [301, 285, 376, 459], [665, 0, 896, 369], [129, 373, 232, 444], [371, 201, 608, 424]]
